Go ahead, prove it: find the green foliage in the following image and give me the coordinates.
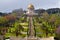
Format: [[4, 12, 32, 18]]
[[0, 17, 8, 24], [0, 12, 60, 38]]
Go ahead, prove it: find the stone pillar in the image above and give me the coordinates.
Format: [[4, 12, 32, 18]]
[[28, 16, 35, 37]]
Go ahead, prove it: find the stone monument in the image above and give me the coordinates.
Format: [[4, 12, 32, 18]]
[[26, 4, 38, 40]]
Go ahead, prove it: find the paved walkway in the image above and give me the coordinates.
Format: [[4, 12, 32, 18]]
[[38, 37, 54, 40], [21, 37, 54, 40], [9, 36, 54, 40]]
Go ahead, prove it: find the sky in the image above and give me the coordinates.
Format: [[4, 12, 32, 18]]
[[0, 0, 59, 13]]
